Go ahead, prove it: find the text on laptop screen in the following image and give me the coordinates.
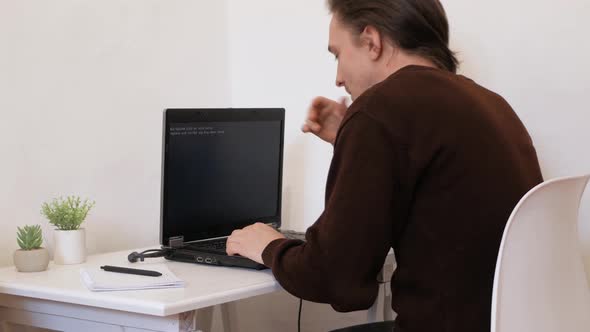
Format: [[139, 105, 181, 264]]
[[162, 110, 284, 244]]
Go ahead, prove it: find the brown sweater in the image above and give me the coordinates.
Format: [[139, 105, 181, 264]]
[[262, 65, 543, 332]]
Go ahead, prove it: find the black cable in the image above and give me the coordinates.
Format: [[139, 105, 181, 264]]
[[128, 248, 170, 263], [298, 298, 303, 332]]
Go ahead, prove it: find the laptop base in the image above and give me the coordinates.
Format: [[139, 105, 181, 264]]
[[163, 230, 305, 270], [164, 247, 267, 270]]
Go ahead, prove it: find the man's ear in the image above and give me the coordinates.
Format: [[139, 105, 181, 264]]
[[360, 25, 383, 61]]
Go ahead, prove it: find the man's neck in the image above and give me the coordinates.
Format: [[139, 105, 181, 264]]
[[379, 51, 437, 82]]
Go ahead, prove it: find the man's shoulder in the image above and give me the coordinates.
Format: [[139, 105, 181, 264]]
[[371, 65, 473, 105], [349, 65, 503, 124], [348, 66, 445, 115], [340, 67, 436, 129]]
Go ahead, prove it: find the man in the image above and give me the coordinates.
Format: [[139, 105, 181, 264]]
[[226, 0, 543, 331]]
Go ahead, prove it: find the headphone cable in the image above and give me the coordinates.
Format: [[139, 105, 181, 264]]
[[298, 298, 302, 332]]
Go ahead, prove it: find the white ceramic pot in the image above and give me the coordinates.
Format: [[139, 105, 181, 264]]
[[54, 228, 86, 265], [13, 248, 50, 272]]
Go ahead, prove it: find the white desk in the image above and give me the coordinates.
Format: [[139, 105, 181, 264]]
[[0, 247, 281, 332], [0, 247, 395, 332]]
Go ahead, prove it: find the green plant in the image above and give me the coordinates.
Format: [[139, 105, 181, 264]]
[[41, 196, 96, 231], [17, 225, 43, 250]]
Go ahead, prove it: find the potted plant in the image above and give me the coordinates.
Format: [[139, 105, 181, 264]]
[[13, 225, 50, 272], [41, 196, 95, 265]]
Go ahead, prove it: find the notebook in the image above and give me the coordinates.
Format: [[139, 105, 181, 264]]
[[160, 108, 304, 270], [80, 264, 185, 292]]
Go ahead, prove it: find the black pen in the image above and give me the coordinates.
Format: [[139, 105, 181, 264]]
[[100, 265, 162, 277]]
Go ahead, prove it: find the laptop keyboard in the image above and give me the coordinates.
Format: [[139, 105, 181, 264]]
[[187, 239, 227, 253], [184, 230, 305, 254]]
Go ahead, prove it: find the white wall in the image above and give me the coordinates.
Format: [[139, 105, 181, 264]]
[[225, 0, 590, 330], [227, 0, 340, 232], [229, 0, 590, 230], [0, 0, 231, 266], [2, 0, 590, 331], [447, 0, 590, 178], [225, 2, 374, 329], [445, 0, 590, 265]]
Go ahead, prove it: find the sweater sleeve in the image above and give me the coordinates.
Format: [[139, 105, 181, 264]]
[[262, 112, 396, 312]]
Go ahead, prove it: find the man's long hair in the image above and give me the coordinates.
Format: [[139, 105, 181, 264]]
[[327, 0, 459, 73]]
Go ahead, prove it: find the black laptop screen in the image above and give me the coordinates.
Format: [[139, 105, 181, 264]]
[[161, 109, 284, 246]]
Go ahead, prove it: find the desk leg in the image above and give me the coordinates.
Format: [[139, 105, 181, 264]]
[[194, 306, 213, 332], [179, 311, 196, 332], [383, 283, 395, 321], [220, 302, 238, 332], [0, 307, 199, 332], [0, 294, 200, 332], [366, 283, 382, 323], [368, 256, 396, 323], [1, 321, 10, 332]]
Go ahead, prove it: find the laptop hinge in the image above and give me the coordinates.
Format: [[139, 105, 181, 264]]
[[169, 236, 184, 248]]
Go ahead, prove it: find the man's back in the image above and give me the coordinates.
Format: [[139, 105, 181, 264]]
[[260, 65, 542, 332], [356, 65, 543, 332]]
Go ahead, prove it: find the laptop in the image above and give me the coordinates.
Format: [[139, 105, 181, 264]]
[[160, 108, 303, 270]]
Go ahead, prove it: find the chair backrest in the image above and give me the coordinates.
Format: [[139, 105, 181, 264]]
[[491, 175, 590, 332]]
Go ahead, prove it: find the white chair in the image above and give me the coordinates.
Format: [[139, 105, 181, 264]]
[[491, 175, 590, 332]]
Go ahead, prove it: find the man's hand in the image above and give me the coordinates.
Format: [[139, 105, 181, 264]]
[[302, 96, 348, 145], [226, 222, 285, 265]]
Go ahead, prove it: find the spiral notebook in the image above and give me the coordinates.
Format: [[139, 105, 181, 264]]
[[80, 264, 185, 292]]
